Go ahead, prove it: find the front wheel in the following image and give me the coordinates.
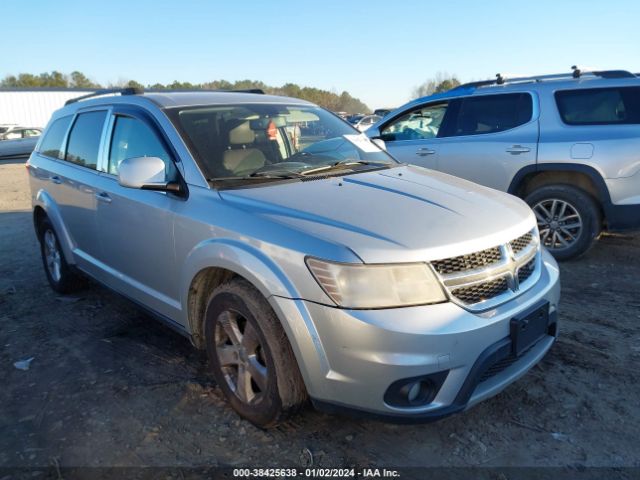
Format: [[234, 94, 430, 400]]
[[525, 184, 601, 261], [204, 278, 307, 428]]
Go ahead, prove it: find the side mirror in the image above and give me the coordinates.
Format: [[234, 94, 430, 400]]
[[371, 138, 387, 151], [366, 126, 381, 138], [118, 156, 182, 194]]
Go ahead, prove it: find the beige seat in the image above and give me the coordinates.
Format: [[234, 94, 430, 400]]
[[222, 122, 266, 175]]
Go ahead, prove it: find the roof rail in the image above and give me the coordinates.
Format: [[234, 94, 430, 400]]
[[65, 87, 144, 105], [64, 87, 266, 105], [454, 68, 636, 91], [222, 88, 265, 94]]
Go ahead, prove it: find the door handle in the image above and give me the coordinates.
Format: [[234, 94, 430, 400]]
[[416, 148, 436, 156], [50, 175, 62, 184], [95, 192, 112, 204], [506, 145, 531, 154]]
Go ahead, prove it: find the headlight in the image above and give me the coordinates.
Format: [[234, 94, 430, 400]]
[[306, 258, 447, 309]]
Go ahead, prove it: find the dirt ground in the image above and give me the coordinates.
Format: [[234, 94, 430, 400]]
[[1, 159, 639, 473]]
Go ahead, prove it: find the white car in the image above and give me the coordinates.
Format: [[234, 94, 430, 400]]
[[349, 114, 382, 132]]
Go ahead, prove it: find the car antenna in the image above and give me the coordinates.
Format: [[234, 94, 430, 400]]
[[496, 73, 505, 85]]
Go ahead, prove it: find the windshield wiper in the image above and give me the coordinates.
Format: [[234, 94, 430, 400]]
[[299, 159, 390, 176], [248, 170, 304, 179], [207, 170, 303, 183]]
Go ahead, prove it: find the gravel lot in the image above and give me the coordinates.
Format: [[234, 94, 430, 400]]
[[1, 159, 639, 474]]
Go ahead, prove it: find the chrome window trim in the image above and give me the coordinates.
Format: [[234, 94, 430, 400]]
[[97, 109, 116, 173]]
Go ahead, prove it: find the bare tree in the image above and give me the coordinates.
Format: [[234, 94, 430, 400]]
[[412, 72, 461, 99]]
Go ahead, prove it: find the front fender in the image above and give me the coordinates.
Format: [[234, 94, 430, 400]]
[[180, 238, 329, 389], [180, 237, 301, 317], [34, 189, 76, 264]]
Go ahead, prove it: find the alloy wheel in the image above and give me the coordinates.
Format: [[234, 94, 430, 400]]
[[533, 198, 583, 251], [43, 229, 62, 282], [215, 310, 268, 405]]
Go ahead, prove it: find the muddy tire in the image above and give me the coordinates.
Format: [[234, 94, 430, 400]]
[[204, 278, 307, 428], [525, 184, 601, 261], [38, 217, 85, 294]]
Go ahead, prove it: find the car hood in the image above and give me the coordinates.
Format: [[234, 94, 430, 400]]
[[219, 165, 536, 263]]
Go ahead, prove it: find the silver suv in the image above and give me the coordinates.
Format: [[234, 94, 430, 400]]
[[28, 89, 560, 427], [368, 68, 640, 259]]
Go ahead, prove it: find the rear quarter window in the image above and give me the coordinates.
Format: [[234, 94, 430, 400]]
[[38, 116, 73, 159], [65, 111, 108, 169], [555, 86, 640, 125]]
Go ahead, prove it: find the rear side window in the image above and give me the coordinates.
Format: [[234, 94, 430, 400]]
[[38, 116, 73, 159], [65, 111, 107, 169], [448, 93, 533, 136], [555, 87, 640, 125]]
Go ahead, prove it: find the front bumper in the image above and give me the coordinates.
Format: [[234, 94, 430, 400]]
[[269, 249, 561, 420]]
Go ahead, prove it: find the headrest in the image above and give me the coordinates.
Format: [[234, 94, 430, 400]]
[[229, 122, 255, 145]]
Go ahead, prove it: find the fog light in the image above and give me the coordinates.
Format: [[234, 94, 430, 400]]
[[407, 382, 421, 403], [384, 371, 449, 408], [400, 380, 432, 406]]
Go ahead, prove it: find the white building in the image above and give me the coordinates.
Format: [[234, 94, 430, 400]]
[[0, 89, 96, 128]]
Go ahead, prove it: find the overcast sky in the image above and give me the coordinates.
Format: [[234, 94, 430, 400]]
[[4, 0, 640, 109]]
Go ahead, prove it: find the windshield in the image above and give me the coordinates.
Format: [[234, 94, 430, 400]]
[[169, 104, 396, 186]]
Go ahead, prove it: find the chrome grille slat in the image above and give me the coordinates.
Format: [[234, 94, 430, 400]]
[[430, 229, 540, 311], [431, 246, 502, 275], [451, 277, 509, 304]]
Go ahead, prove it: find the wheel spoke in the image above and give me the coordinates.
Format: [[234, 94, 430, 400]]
[[536, 203, 552, 220], [563, 221, 582, 230], [550, 200, 558, 217], [45, 231, 56, 250], [556, 232, 569, 246], [218, 311, 243, 345], [241, 321, 260, 351], [236, 364, 254, 403], [560, 213, 580, 222], [557, 201, 567, 219], [534, 209, 547, 223], [247, 356, 267, 391], [559, 227, 576, 240]]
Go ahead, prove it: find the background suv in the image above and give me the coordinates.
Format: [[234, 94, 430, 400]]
[[368, 69, 640, 259], [28, 89, 560, 427]]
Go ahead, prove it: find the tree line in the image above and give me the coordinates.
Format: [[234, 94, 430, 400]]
[[412, 72, 461, 99], [0, 71, 370, 114]]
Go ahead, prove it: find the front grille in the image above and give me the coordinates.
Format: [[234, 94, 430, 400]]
[[517, 258, 536, 284], [451, 277, 509, 304], [479, 355, 519, 383], [430, 229, 539, 310], [431, 247, 502, 275], [510, 232, 533, 254]]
